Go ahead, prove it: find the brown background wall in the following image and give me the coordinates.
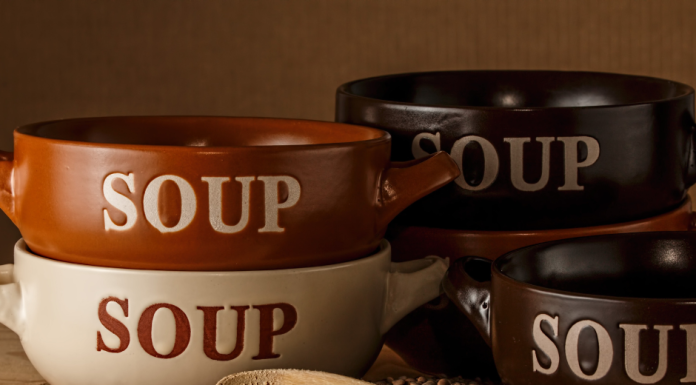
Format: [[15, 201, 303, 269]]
[[0, 0, 695, 263]]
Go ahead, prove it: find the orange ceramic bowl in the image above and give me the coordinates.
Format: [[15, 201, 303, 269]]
[[0, 116, 459, 271]]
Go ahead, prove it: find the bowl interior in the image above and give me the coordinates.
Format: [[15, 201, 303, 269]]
[[497, 232, 696, 299], [18, 117, 386, 147], [344, 71, 693, 108]]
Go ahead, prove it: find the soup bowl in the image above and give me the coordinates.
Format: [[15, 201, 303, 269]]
[[0, 239, 447, 385], [383, 198, 694, 377], [443, 231, 696, 385], [0, 116, 459, 270], [337, 70, 696, 230]]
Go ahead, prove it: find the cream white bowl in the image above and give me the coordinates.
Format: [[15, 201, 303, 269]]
[[0, 239, 446, 385]]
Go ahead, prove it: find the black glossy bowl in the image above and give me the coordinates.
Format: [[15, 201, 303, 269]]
[[337, 70, 696, 230]]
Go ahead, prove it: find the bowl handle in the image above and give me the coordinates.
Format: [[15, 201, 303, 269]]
[[377, 151, 459, 230], [0, 151, 15, 224], [0, 264, 24, 337], [687, 123, 696, 187], [442, 257, 493, 346], [380, 256, 449, 334]]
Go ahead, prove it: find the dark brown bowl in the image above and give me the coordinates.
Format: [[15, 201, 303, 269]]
[[383, 198, 693, 378], [337, 70, 696, 230], [443, 231, 696, 385]]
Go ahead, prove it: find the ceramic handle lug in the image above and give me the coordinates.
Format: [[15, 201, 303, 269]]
[[442, 257, 493, 346], [377, 151, 459, 230], [380, 256, 449, 334], [0, 264, 24, 337], [0, 151, 15, 224], [688, 123, 696, 187]]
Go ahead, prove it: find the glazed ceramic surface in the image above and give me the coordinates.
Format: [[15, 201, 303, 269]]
[[384, 199, 693, 377], [0, 116, 459, 270], [443, 232, 696, 385], [0, 240, 447, 385], [336, 70, 696, 230]]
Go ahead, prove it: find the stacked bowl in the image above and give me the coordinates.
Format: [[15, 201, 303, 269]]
[[336, 70, 696, 377], [0, 116, 462, 384], [442, 231, 696, 385]]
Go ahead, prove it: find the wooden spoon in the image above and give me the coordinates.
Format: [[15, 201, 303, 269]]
[[216, 369, 373, 385]]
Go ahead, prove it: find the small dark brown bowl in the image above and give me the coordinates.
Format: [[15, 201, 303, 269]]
[[384, 199, 693, 378], [443, 231, 696, 385], [337, 70, 696, 230]]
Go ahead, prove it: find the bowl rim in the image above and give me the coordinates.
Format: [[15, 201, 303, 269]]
[[13, 116, 391, 151], [15, 239, 393, 277], [492, 231, 696, 303], [337, 69, 695, 111]]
